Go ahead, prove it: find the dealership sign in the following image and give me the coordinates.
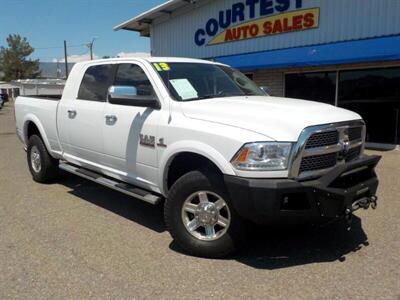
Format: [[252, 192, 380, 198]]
[[194, 0, 319, 46]]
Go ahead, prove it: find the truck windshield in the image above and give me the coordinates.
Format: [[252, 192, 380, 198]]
[[152, 62, 265, 101]]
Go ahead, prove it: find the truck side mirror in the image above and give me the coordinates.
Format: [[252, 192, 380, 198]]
[[107, 85, 160, 109]]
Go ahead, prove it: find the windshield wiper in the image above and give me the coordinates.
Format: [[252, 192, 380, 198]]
[[184, 91, 257, 101], [185, 93, 229, 101]]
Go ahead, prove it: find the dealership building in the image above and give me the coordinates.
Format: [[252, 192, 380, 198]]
[[115, 0, 400, 146]]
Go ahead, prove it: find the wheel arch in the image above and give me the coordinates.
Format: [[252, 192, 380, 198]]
[[23, 115, 52, 154], [159, 141, 236, 196]]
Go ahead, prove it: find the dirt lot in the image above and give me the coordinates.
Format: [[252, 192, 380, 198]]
[[0, 102, 399, 299]]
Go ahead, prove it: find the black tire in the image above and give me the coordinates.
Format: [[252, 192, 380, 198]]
[[164, 169, 248, 258], [27, 134, 59, 183]]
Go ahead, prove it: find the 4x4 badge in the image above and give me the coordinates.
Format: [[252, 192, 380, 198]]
[[139, 134, 167, 148], [157, 138, 167, 148]]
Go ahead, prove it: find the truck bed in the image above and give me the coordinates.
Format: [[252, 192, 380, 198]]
[[15, 95, 62, 155], [23, 94, 62, 101]]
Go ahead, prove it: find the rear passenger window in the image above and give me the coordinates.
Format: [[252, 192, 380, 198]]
[[78, 64, 115, 101], [114, 64, 155, 96]]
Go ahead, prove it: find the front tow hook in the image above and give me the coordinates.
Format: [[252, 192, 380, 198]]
[[344, 196, 378, 230]]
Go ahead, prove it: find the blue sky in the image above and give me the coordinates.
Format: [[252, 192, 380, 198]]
[[0, 0, 165, 62]]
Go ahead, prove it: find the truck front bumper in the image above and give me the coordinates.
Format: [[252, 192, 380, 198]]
[[224, 155, 381, 225]]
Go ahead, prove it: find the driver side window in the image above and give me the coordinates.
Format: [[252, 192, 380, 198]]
[[114, 64, 155, 96]]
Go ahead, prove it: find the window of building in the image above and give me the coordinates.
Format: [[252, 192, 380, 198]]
[[244, 73, 254, 80], [285, 67, 400, 144], [114, 64, 155, 96], [338, 67, 400, 144], [77, 64, 116, 101], [285, 72, 336, 105], [13, 88, 20, 98]]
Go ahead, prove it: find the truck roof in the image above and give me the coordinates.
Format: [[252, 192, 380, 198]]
[[73, 56, 223, 68]]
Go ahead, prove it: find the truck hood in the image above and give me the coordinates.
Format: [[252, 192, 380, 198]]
[[180, 96, 361, 141]]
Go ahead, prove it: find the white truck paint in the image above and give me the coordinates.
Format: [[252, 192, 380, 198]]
[[15, 57, 380, 257]]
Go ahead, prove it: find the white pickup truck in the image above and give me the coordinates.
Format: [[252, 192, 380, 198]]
[[15, 57, 380, 257]]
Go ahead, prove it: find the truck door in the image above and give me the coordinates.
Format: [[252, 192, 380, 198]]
[[58, 64, 116, 167], [102, 63, 161, 189]]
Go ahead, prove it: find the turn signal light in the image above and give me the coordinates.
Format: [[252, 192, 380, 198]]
[[236, 147, 249, 162]]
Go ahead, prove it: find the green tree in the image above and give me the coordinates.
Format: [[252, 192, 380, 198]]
[[0, 34, 40, 81]]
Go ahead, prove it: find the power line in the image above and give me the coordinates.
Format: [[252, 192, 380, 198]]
[[34, 43, 87, 50], [34, 47, 92, 61]]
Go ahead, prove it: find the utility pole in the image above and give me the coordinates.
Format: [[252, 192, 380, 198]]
[[87, 37, 97, 60], [88, 42, 93, 60], [64, 40, 69, 78]]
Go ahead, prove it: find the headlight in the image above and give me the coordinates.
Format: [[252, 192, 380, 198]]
[[231, 142, 292, 171]]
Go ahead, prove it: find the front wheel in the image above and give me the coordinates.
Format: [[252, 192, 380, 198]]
[[164, 169, 248, 258]]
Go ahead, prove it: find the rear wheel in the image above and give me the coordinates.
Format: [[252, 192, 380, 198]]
[[164, 169, 248, 258], [27, 135, 59, 183]]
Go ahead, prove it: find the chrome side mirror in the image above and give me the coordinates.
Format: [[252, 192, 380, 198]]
[[109, 85, 138, 98], [107, 85, 160, 109]]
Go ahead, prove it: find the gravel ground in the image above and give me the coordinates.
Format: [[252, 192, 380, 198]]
[[0, 102, 399, 299]]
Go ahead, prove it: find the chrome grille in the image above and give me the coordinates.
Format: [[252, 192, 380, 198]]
[[348, 127, 362, 141], [289, 121, 365, 179], [305, 131, 339, 149], [345, 146, 362, 162]]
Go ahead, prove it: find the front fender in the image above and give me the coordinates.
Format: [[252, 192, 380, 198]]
[[158, 140, 236, 195]]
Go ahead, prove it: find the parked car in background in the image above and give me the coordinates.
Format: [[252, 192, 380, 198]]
[[14, 57, 381, 258], [0, 95, 5, 109], [0, 93, 9, 103]]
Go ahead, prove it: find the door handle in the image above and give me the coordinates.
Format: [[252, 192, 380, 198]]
[[105, 114, 117, 123], [67, 109, 77, 118]]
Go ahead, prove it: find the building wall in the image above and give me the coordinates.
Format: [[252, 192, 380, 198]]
[[151, 0, 400, 58], [249, 61, 400, 97], [252, 69, 285, 97]]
